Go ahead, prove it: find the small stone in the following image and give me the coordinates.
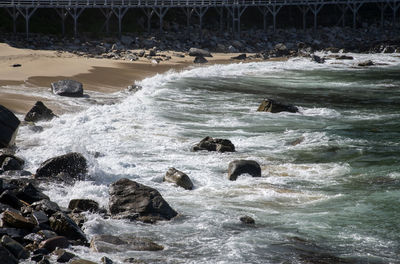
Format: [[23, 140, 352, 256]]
[[101, 256, 114, 264], [231, 54, 246, 60], [358, 60, 374, 67], [240, 215, 255, 224], [257, 99, 299, 113], [164, 168, 193, 190], [194, 56, 208, 64], [228, 160, 262, 181], [191, 136, 235, 153]]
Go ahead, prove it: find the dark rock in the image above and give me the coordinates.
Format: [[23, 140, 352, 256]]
[[32, 199, 61, 215], [257, 99, 299, 113], [49, 212, 87, 242], [287, 136, 305, 146], [38, 258, 51, 264], [336, 55, 354, 60], [16, 183, 49, 204], [383, 45, 395, 53], [0, 105, 20, 148], [51, 80, 84, 97], [0, 191, 24, 210], [68, 199, 99, 213], [231, 53, 247, 60], [0, 228, 29, 240], [1, 210, 36, 229], [37, 230, 58, 240], [90, 234, 163, 253], [24, 101, 56, 122], [194, 56, 208, 64], [188, 47, 212, 57], [11, 64, 21, 67], [274, 43, 289, 56], [31, 254, 45, 262], [101, 256, 114, 264], [53, 248, 75, 263], [32, 211, 49, 227], [228, 160, 262, 181], [35, 152, 87, 180], [109, 178, 178, 222], [239, 215, 255, 225], [191, 136, 235, 153], [164, 167, 193, 190], [358, 60, 374, 67], [1, 235, 29, 259], [39, 236, 69, 252], [2, 170, 32, 177], [311, 54, 325, 64], [1, 157, 24, 171], [0, 244, 18, 264]]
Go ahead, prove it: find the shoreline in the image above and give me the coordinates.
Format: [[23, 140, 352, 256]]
[[0, 42, 261, 114]]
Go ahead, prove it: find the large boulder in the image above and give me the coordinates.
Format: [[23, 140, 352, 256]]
[[257, 99, 299, 113], [35, 152, 87, 180], [16, 182, 49, 204], [109, 178, 177, 222], [51, 80, 84, 97], [188, 48, 212, 57], [49, 212, 87, 242], [191, 136, 235, 153], [228, 160, 262, 181], [90, 234, 163, 253], [163, 168, 193, 190], [24, 101, 56, 122], [0, 105, 20, 148]]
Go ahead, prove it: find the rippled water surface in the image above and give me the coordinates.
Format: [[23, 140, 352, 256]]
[[16, 54, 400, 263]]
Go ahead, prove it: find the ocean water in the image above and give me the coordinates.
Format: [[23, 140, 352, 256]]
[[14, 53, 400, 263]]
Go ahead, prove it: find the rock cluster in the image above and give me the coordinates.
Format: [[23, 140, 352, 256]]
[[191, 136, 235, 153]]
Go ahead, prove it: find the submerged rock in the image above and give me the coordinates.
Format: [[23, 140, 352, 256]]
[[35, 152, 87, 180], [24, 101, 56, 122], [311, 54, 325, 64], [358, 60, 374, 67], [109, 178, 178, 222], [51, 80, 83, 97], [0, 105, 20, 148], [239, 215, 255, 225], [191, 136, 235, 153], [163, 168, 193, 190], [257, 99, 299, 113], [90, 234, 163, 253], [228, 160, 261, 181]]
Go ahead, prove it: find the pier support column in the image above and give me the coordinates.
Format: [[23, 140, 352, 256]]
[[297, 5, 310, 31], [143, 8, 154, 33], [336, 4, 347, 27], [266, 4, 282, 33], [193, 7, 209, 41], [309, 4, 323, 31], [182, 7, 194, 37], [153, 7, 169, 34], [5, 7, 19, 34], [100, 8, 113, 34], [55, 8, 68, 36], [16, 6, 38, 39], [227, 5, 247, 39], [387, 0, 400, 28], [378, 3, 387, 28], [258, 6, 268, 31], [112, 7, 129, 38], [66, 7, 85, 38], [347, 2, 363, 29], [215, 7, 224, 33]]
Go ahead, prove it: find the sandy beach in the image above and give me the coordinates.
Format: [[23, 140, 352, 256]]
[[0, 43, 250, 114]]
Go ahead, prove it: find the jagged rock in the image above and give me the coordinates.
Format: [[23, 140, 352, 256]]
[[240, 215, 255, 225], [311, 54, 325, 63], [194, 56, 208, 64], [16, 183, 49, 204], [90, 234, 163, 253], [358, 60, 374, 67], [257, 99, 299, 113], [53, 248, 75, 263], [191, 136, 235, 153], [1, 210, 36, 229], [109, 178, 177, 222], [24, 101, 56, 122], [228, 160, 262, 181], [164, 168, 193, 190], [1, 235, 29, 259], [188, 48, 212, 57], [51, 80, 84, 97], [231, 53, 246, 60], [0, 191, 24, 210], [101, 256, 114, 264], [39, 236, 69, 252], [0, 228, 28, 240], [1, 156, 24, 171], [0, 244, 18, 264], [0, 105, 20, 148], [32, 199, 60, 215], [31, 210, 49, 227], [35, 152, 87, 180], [68, 199, 99, 213], [49, 212, 87, 242]]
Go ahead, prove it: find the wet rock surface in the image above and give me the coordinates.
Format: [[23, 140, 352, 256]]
[[191, 136, 235, 153], [228, 160, 262, 181], [163, 167, 194, 190], [35, 152, 87, 180], [24, 101, 56, 122], [51, 80, 84, 97], [0, 105, 20, 148], [257, 99, 299, 113], [90, 234, 164, 253]]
